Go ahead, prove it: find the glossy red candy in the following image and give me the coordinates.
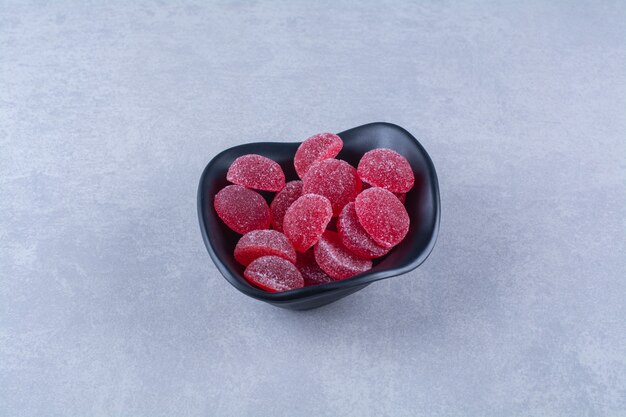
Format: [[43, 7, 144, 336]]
[[337, 202, 390, 259], [283, 194, 333, 252], [314, 231, 372, 279], [270, 180, 303, 232], [244, 256, 304, 292], [214, 185, 270, 234], [227, 154, 285, 191], [357, 148, 414, 193], [354, 187, 410, 248], [294, 132, 343, 178], [302, 159, 361, 216], [234, 230, 296, 266], [296, 249, 335, 286]]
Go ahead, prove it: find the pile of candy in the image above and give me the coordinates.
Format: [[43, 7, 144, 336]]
[[213, 133, 414, 292]]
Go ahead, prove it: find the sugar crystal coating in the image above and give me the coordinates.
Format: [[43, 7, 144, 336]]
[[270, 180, 303, 232], [214, 185, 270, 234], [365, 182, 406, 203], [244, 255, 304, 292], [234, 230, 296, 266], [361, 182, 406, 204], [314, 231, 372, 279], [302, 159, 361, 216], [354, 187, 410, 248], [283, 194, 332, 253], [227, 154, 285, 191], [337, 202, 390, 259], [294, 132, 343, 178], [357, 148, 414, 193], [296, 249, 335, 286]]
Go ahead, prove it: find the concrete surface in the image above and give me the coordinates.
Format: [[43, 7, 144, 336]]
[[1, 1, 625, 416]]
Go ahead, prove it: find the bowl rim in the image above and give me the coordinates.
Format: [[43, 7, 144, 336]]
[[197, 122, 441, 302]]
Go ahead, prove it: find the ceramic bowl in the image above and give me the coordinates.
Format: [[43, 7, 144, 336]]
[[197, 122, 440, 310]]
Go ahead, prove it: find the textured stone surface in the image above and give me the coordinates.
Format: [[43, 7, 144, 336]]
[[1, 1, 625, 416]]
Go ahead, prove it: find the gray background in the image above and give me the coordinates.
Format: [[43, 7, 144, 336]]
[[1, 1, 625, 416]]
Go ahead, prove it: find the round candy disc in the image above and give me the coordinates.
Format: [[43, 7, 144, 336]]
[[314, 231, 372, 279], [283, 194, 332, 253], [214, 185, 270, 234], [294, 132, 343, 178], [302, 159, 361, 216], [234, 230, 296, 266], [227, 154, 285, 192], [354, 187, 410, 248], [357, 148, 414, 193], [270, 180, 303, 232], [337, 202, 390, 259], [244, 256, 304, 292]]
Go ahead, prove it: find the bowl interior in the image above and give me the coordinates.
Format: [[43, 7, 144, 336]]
[[197, 122, 440, 302]]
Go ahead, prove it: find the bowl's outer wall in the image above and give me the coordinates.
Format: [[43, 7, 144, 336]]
[[198, 122, 440, 310]]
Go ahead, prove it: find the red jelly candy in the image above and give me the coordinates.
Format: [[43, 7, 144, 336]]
[[296, 249, 334, 286], [367, 182, 405, 203], [294, 133, 343, 178], [214, 185, 270, 234], [355, 187, 410, 248], [283, 194, 332, 253], [270, 180, 303, 232], [227, 154, 285, 192], [244, 255, 304, 292], [302, 159, 361, 216], [314, 231, 372, 279], [337, 203, 390, 259], [357, 148, 414, 193], [234, 230, 296, 266]]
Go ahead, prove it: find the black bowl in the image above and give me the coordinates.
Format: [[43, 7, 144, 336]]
[[197, 122, 440, 310]]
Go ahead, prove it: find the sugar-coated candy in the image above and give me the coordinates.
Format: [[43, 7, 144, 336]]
[[302, 159, 361, 216], [270, 180, 303, 232], [355, 187, 409, 248], [357, 148, 414, 193], [337, 203, 390, 259], [227, 154, 285, 191], [314, 231, 372, 279], [215, 135, 419, 292], [296, 249, 335, 286], [214, 185, 270, 234], [283, 194, 332, 252], [294, 132, 343, 178], [234, 230, 297, 266], [363, 182, 406, 204], [244, 256, 304, 292]]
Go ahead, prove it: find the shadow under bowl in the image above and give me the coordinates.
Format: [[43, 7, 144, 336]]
[[197, 122, 440, 310]]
